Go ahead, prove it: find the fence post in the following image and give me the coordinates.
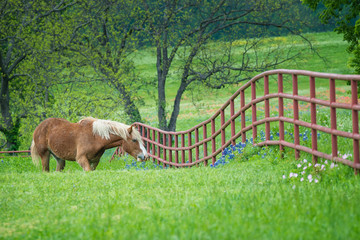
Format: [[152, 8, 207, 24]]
[[163, 133, 167, 167], [251, 81, 257, 142], [188, 132, 192, 165], [195, 128, 199, 165], [203, 124, 208, 166], [230, 99, 235, 146], [278, 74, 284, 152], [241, 90, 246, 143], [211, 119, 216, 165], [157, 131, 161, 165], [152, 129, 156, 163], [181, 134, 185, 164], [175, 134, 179, 165], [264, 75, 270, 142], [330, 78, 338, 160], [351, 80, 359, 174], [168, 134, 173, 168], [147, 128, 150, 159], [293, 74, 300, 159], [310, 76, 318, 164], [221, 110, 226, 147]]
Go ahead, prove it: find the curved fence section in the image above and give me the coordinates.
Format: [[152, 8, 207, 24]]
[[113, 69, 360, 172]]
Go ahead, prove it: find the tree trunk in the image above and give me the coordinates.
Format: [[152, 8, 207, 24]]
[[2, 117, 21, 151], [123, 92, 142, 123], [0, 72, 21, 151], [157, 43, 168, 130], [112, 81, 142, 123], [167, 81, 187, 132]]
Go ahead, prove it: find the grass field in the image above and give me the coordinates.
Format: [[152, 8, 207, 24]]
[[1, 143, 359, 239], [1, 31, 360, 239]]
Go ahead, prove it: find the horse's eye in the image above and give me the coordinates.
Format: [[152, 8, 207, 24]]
[[132, 139, 137, 142]]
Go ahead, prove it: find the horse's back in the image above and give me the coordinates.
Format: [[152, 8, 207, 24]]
[[34, 118, 70, 137]]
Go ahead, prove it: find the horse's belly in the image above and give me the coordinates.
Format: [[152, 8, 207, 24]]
[[48, 139, 77, 161]]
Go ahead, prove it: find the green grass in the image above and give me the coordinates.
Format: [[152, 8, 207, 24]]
[[1, 145, 359, 239]]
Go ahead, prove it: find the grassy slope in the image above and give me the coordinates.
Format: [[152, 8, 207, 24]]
[[1, 150, 359, 239]]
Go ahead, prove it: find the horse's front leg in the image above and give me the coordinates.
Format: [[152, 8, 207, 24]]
[[76, 155, 92, 171]]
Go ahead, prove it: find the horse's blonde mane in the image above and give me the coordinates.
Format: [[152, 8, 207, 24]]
[[79, 117, 143, 143]]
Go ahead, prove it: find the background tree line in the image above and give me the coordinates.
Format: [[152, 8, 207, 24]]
[[0, 0, 347, 150]]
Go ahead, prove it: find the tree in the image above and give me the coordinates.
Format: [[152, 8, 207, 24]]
[[64, 0, 147, 123], [0, 0, 77, 150], [302, 0, 360, 73], [141, 0, 315, 131]]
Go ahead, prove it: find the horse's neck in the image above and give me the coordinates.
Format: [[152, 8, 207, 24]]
[[102, 134, 125, 149]]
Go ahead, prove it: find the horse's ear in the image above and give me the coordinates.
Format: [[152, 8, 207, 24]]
[[128, 124, 134, 134]]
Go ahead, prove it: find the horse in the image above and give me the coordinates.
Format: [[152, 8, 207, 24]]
[[31, 117, 148, 172]]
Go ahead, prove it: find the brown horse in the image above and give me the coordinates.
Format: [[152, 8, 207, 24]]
[[31, 117, 148, 172]]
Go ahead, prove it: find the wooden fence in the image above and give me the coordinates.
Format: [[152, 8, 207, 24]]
[[114, 69, 360, 173]]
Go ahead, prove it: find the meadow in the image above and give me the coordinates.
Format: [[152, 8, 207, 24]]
[[137, 31, 354, 130], [1, 31, 360, 239]]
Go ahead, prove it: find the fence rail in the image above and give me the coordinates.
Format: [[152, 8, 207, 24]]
[[113, 69, 360, 173], [0, 150, 30, 158]]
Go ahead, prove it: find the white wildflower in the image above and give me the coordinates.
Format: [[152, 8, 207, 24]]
[[308, 163, 312, 167], [300, 178, 304, 182], [303, 159, 308, 163], [315, 163, 320, 168], [301, 171, 305, 175], [308, 174, 313, 180], [297, 164, 302, 168], [342, 153, 352, 159], [282, 175, 286, 179], [314, 179, 319, 183], [303, 166, 307, 170], [330, 162, 335, 169]]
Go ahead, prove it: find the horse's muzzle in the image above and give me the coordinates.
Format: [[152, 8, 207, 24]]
[[137, 153, 147, 162]]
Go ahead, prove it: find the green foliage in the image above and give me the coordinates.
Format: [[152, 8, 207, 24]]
[[302, 0, 360, 73]]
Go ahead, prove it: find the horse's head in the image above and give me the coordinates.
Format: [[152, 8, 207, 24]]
[[122, 125, 148, 161]]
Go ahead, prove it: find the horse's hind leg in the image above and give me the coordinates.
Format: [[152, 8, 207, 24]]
[[54, 156, 66, 172], [40, 151, 50, 172]]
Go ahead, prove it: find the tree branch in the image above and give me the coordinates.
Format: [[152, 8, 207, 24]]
[[30, 0, 78, 26], [7, 54, 26, 75]]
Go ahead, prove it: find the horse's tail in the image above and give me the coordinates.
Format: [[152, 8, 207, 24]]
[[31, 140, 40, 166]]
